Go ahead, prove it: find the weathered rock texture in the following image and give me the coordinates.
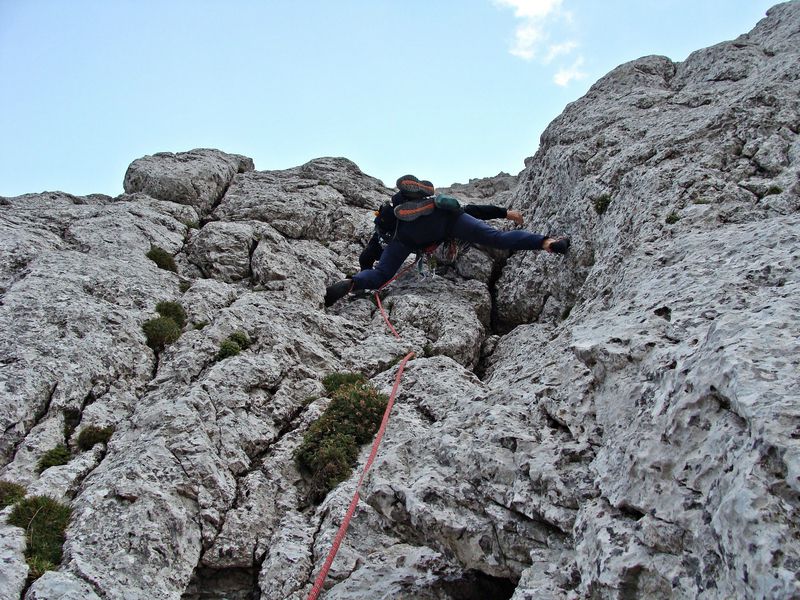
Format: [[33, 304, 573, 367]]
[[1, 3, 799, 599]]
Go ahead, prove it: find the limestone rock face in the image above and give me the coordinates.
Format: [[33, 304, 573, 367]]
[[123, 149, 254, 216], [1, 4, 799, 600]]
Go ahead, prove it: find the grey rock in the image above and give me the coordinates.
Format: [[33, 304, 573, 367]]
[[123, 149, 254, 215], [0, 520, 27, 600], [0, 4, 798, 600]]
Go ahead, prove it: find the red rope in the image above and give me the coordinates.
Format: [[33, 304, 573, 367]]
[[375, 292, 400, 339], [306, 351, 415, 600]]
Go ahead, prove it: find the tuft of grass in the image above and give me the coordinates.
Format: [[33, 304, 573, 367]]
[[179, 281, 191, 293], [216, 340, 241, 361], [215, 331, 252, 361], [665, 211, 680, 225], [25, 556, 57, 582], [593, 194, 611, 215], [182, 220, 200, 230], [76, 426, 115, 451], [692, 198, 712, 205], [8, 496, 71, 583], [765, 186, 783, 196], [146, 246, 177, 272], [228, 331, 251, 350], [0, 481, 27, 508], [321, 372, 366, 396], [422, 343, 435, 358], [36, 445, 71, 474], [193, 321, 208, 330], [295, 375, 388, 503], [142, 317, 181, 351], [155, 301, 187, 329]]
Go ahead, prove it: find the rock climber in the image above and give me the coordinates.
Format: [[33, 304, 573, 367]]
[[358, 194, 525, 270], [325, 175, 570, 307]]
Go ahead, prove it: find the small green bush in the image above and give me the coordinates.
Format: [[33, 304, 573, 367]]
[[36, 445, 71, 474], [692, 198, 712, 205], [321, 372, 366, 396], [593, 194, 611, 215], [76, 426, 115, 451], [143, 317, 181, 351], [8, 496, 71, 582], [146, 246, 177, 272], [155, 301, 187, 329], [295, 377, 388, 503], [193, 321, 208, 330], [216, 340, 241, 361], [422, 343, 435, 358], [665, 211, 680, 224], [179, 281, 191, 293], [0, 481, 26, 508], [228, 331, 251, 350]]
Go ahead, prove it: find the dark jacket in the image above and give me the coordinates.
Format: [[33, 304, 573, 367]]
[[358, 193, 508, 269]]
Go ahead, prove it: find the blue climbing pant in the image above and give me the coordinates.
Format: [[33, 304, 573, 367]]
[[352, 213, 545, 291]]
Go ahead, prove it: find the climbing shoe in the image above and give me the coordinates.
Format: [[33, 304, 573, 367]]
[[544, 236, 570, 255], [325, 279, 353, 307]]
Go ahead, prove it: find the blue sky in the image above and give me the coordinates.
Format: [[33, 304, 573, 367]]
[[0, 0, 778, 196]]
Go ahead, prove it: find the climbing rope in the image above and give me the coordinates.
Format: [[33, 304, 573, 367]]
[[306, 350, 415, 600], [307, 258, 425, 598]]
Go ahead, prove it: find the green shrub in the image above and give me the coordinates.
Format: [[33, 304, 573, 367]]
[[76, 426, 115, 451], [216, 340, 241, 361], [593, 194, 611, 215], [321, 372, 366, 396], [295, 377, 388, 503], [8, 496, 71, 582], [146, 246, 177, 272], [765, 186, 782, 196], [422, 343, 435, 358], [193, 321, 208, 330], [0, 481, 26, 508], [36, 445, 71, 474], [692, 198, 712, 205], [155, 301, 187, 329], [665, 211, 680, 224], [143, 317, 181, 351], [179, 281, 191, 293], [25, 556, 56, 582], [228, 331, 251, 350]]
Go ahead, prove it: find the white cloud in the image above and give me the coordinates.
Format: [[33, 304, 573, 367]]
[[494, 0, 563, 20], [543, 40, 577, 64], [553, 56, 586, 86], [494, 0, 586, 86], [494, 0, 564, 61]]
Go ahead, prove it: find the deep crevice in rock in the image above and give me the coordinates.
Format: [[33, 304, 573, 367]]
[[181, 566, 259, 600], [433, 570, 518, 600]]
